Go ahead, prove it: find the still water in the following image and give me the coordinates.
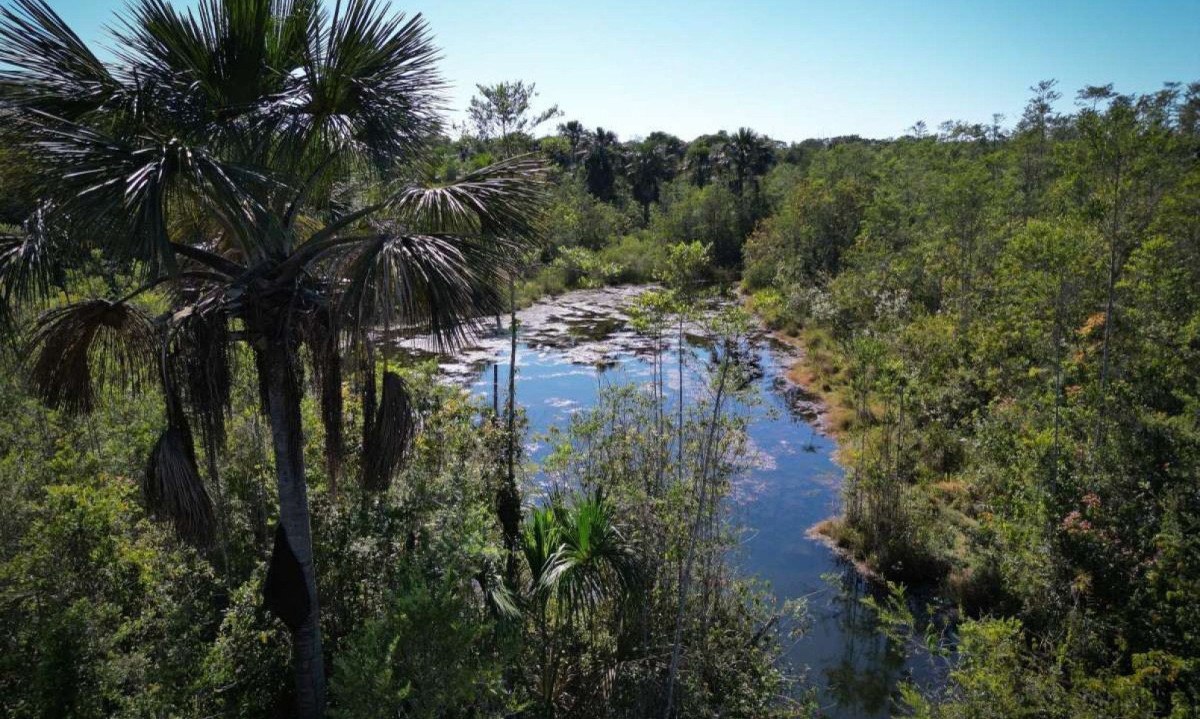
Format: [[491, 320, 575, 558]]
[[397, 286, 938, 718]]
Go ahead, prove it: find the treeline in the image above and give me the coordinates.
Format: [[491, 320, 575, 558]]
[[435, 80, 817, 298], [742, 81, 1200, 715]]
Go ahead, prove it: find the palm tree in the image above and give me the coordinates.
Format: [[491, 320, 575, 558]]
[[582, 127, 621, 202], [0, 1, 545, 716], [683, 137, 714, 187], [557, 120, 587, 167], [522, 492, 638, 713], [718, 127, 773, 195], [542, 493, 639, 617], [629, 141, 669, 225]]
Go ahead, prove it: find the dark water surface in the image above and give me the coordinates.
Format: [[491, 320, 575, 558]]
[[394, 286, 938, 718]]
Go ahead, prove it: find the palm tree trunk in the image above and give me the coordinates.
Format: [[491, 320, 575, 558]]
[[264, 340, 327, 718], [1095, 231, 1118, 449]]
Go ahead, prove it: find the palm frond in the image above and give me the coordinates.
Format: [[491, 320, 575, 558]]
[[361, 370, 416, 492], [27, 299, 157, 414], [541, 493, 639, 618], [285, 156, 546, 347], [17, 118, 272, 268], [522, 506, 560, 595], [144, 425, 215, 546], [0, 206, 70, 321], [119, 0, 271, 110], [0, 0, 121, 120], [335, 231, 513, 349], [391, 155, 549, 239], [304, 2, 444, 169]]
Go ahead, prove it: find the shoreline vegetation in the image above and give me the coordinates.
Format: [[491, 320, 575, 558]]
[[0, 1, 1197, 716], [755, 319, 877, 580], [517, 74, 1200, 714]]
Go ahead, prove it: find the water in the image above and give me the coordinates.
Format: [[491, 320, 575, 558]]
[[393, 286, 938, 718]]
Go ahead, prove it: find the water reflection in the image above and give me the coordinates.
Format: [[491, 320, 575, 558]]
[[396, 286, 937, 717], [819, 569, 910, 716]]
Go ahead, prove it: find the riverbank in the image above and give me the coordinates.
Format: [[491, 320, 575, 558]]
[[741, 290, 872, 564], [762, 324, 881, 581], [760, 315, 986, 604], [744, 285, 970, 596]]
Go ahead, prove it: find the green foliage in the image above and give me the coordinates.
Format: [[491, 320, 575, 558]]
[[903, 617, 1199, 719], [652, 178, 744, 267], [0, 372, 226, 718], [541, 175, 631, 252], [537, 492, 639, 619], [552, 246, 621, 288], [466, 80, 561, 158], [745, 80, 1200, 714], [330, 570, 509, 719], [743, 177, 870, 289]]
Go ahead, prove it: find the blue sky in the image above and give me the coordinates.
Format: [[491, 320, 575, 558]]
[[21, 0, 1200, 142]]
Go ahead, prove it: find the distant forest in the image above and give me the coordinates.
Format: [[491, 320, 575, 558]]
[[0, 0, 1197, 716]]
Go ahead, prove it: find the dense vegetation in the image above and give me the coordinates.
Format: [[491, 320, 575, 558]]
[[436, 91, 781, 301], [452, 76, 1200, 714], [0, 1, 797, 717], [743, 83, 1200, 715], [0, 0, 1197, 716]]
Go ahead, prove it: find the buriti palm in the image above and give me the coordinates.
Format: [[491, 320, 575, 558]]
[[0, 0, 545, 715]]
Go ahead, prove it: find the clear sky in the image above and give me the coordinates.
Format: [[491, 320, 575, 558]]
[[19, 0, 1200, 142]]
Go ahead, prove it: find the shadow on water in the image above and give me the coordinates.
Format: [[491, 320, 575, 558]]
[[399, 286, 944, 717], [816, 568, 917, 716]]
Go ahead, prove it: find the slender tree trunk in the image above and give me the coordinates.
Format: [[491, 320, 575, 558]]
[[265, 340, 326, 718], [664, 345, 732, 718], [1096, 231, 1118, 449], [1050, 281, 1067, 499], [361, 344, 377, 451], [677, 312, 685, 485], [506, 277, 518, 495], [1095, 159, 1122, 450], [657, 328, 666, 491]]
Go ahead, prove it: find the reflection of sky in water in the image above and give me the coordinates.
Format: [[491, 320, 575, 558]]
[[422, 287, 941, 719]]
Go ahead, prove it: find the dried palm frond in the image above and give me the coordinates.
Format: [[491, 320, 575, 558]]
[[170, 302, 234, 457], [319, 350, 344, 488], [252, 345, 272, 417], [361, 371, 416, 493], [26, 298, 156, 414], [143, 425, 215, 546], [476, 562, 520, 621], [300, 303, 344, 489], [359, 342, 377, 454]]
